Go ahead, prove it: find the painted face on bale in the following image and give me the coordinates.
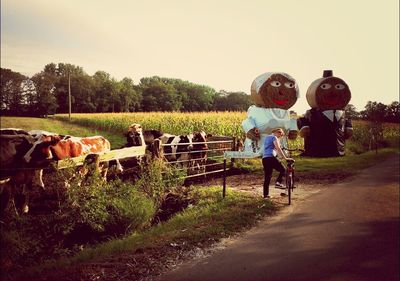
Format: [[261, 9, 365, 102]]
[[315, 77, 350, 110], [306, 71, 351, 110], [255, 73, 298, 110]]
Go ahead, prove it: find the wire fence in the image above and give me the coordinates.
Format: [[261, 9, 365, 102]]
[[159, 136, 236, 181]]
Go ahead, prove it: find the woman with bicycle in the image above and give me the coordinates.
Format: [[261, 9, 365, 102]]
[[262, 128, 294, 199]]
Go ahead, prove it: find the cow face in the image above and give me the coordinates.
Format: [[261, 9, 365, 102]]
[[191, 131, 211, 154], [126, 124, 145, 147], [177, 135, 193, 153], [192, 131, 212, 144]]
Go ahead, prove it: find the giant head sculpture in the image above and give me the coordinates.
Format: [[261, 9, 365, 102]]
[[250, 72, 299, 110], [306, 70, 351, 110]]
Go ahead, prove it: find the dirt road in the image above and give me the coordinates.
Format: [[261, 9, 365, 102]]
[[155, 155, 400, 281]]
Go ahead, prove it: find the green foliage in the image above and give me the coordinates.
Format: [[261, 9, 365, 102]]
[[0, 68, 30, 115], [349, 120, 398, 153], [360, 101, 400, 123], [54, 167, 156, 235], [0, 167, 156, 277], [24, 188, 276, 278], [213, 91, 252, 111], [134, 159, 185, 207]]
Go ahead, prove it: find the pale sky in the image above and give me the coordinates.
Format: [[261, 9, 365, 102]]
[[1, 0, 399, 114]]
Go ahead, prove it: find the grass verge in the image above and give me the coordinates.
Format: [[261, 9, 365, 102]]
[[234, 148, 398, 184], [20, 187, 277, 281]]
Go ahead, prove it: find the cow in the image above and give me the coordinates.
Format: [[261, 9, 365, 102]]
[[189, 131, 212, 174], [0, 129, 57, 215], [28, 135, 111, 161], [124, 123, 163, 158], [160, 133, 194, 169], [125, 124, 162, 147], [26, 133, 114, 176]]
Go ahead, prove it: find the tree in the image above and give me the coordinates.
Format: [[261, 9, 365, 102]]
[[51, 63, 93, 113], [31, 71, 58, 116], [118, 78, 141, 112], [0, 68, 27, 115], [139, 77, 217, 111], [360, 101, 388, 122], [93, 71, 113, 112], [345, 104, 360, 119], [212, 91, 251, 111], [139, 77, 181, 111], [386, 101, 400, 123]]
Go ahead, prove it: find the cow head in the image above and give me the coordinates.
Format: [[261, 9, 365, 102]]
[[23, 135, 62, 164], [178, 135, 193, 152], [126, 123, 145, 147], [192, 131, 212, 147]]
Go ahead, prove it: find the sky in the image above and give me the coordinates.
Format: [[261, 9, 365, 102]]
[[1, 0, 399, 114]]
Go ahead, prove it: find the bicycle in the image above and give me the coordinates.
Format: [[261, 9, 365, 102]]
[[281, 147, 303, 205]]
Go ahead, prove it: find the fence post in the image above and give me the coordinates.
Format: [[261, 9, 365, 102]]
[[223, 158, 227, 198], [230, 137, 236, 169]]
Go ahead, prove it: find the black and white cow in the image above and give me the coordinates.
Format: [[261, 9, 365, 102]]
[[160, 133, 194, 168], [111, 124, 163, 180], [189, 131, 212, 174], [125, 124, 163, 148]]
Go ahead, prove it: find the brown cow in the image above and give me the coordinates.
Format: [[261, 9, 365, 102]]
[[25, 133, 115, 176]]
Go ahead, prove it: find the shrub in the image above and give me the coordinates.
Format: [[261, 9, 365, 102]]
[[56, 171, 156, 238], [105, 180, 156, 236], [0, 166, 157, 277], [134, 159, 185, 208]]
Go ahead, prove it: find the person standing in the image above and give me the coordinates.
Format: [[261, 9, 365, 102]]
[[262, 128, 293, 198]]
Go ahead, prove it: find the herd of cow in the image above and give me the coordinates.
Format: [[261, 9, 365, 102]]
[[0, 124, 212, 216]]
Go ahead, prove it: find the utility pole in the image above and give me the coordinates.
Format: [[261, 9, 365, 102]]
[[68, 72, 71, 120]]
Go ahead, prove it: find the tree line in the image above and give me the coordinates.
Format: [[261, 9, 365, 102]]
[[1, 63, 399, 123], [0, 63, 252, 116], [345, 101, 399, 123]]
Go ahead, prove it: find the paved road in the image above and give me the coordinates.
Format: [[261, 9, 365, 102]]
[[156, 155, 400, 281]]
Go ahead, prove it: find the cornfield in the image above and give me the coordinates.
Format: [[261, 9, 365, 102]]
[[55, 112, 399, 152], [56, 112, 247, 138]]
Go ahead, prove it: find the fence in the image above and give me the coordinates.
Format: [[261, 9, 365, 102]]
[[160, 136, 235, 179], [1, 137, 240, 199]]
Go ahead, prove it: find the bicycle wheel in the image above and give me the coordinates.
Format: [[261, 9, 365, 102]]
[[286, 172, 293, 205]]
